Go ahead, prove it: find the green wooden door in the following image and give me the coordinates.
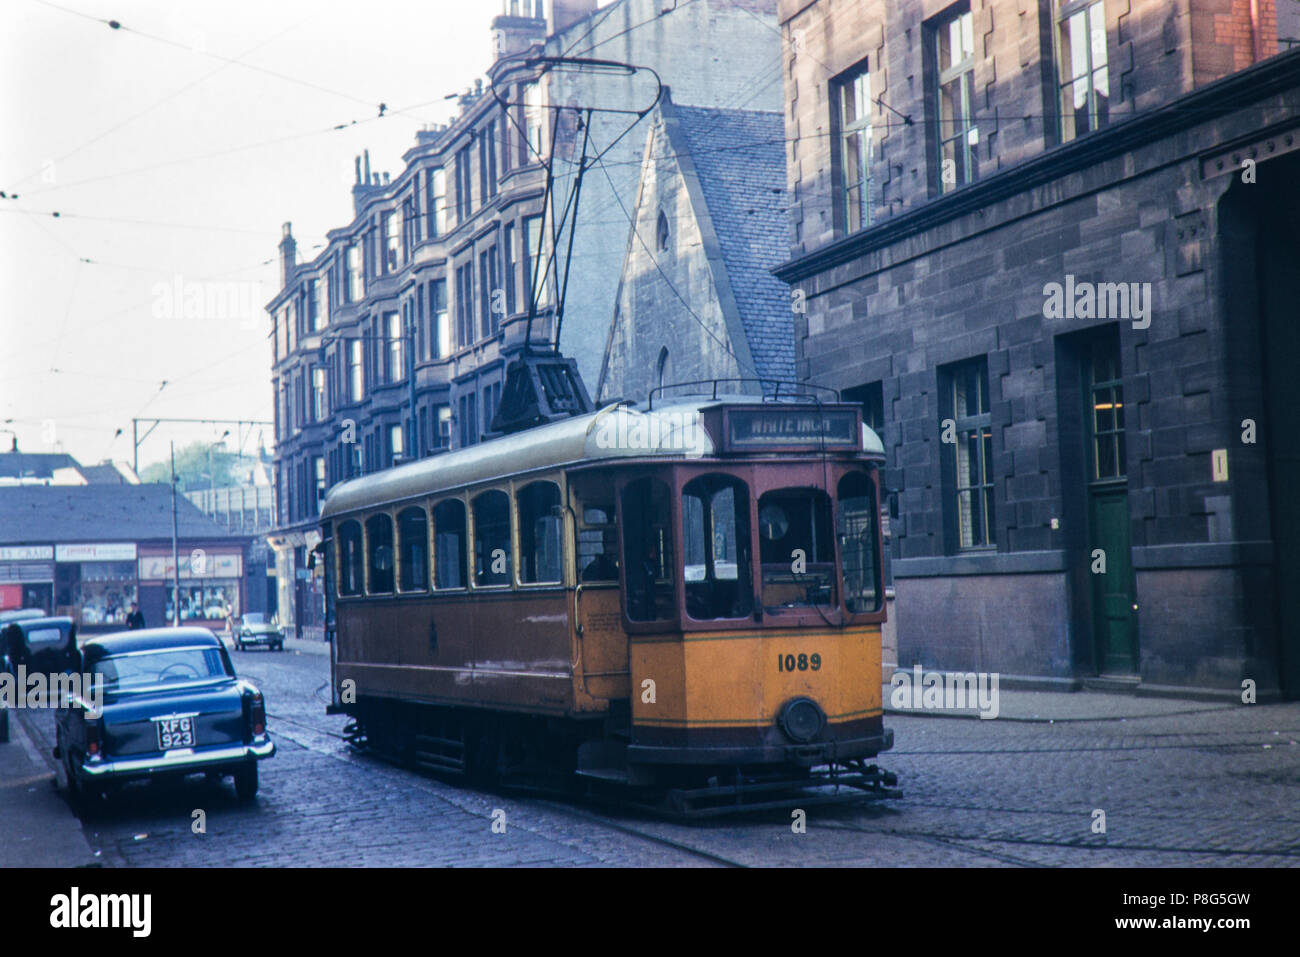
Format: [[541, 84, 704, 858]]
[[1084, 336, 1138, 674], [1089, 486, 1137, 673]]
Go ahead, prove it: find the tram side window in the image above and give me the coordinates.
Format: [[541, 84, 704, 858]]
[[473, 490, 512, 586], [759, 488, 836, 612], [338, 520, 364, 596], [838, 472, 881, 614], [398, 506, 429, 591], [518, 481, 562, 584], [682, 474, 753, 620], [621, 478, 674, 621], [578, 502, 618, 582], [366, 513, 395, 594], [433, 499, 467, 589]]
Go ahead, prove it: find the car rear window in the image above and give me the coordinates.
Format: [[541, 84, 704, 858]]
[[93, 648, 229, 689], [242, 614, 265, 624]]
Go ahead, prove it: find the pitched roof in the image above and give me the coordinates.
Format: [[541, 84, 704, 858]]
[[671, 104, 795, 383], [0, 452, 84, 482], [0, 484, 246, 545]]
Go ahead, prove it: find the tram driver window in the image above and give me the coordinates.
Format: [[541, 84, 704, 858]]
[[366, 513, 395, 594], [338, 520, 364, 596], [473, 490, 512, 586], [682, 474, 753, 620], [759, 488, 836, 612], [621, 478, 674, 621], [433, 499, 467, 589], [838, 472, 882, 614], [518, 481, 562, 584], [398, 506, 429, 591]]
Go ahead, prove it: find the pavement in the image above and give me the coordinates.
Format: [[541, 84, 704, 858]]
[[0, 705, 101, 867]]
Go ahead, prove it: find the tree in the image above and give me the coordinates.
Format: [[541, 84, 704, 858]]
[[139, 442, 240, 493]]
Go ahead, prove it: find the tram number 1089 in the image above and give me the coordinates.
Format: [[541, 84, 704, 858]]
[[777, 652, 822, 673]]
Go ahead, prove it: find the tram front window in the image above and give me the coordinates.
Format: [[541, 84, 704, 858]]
[[759, 488, 836, 612], [682, 474, 752, 620], [838, 471, 882, 614], [621, 478, 674, 622]]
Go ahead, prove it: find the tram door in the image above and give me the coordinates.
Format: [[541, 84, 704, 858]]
[[1084, 333, 1138, 674], [569, 478, 629, 700]]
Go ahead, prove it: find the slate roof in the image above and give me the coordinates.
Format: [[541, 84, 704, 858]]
[[672, 104, 796, 383], [0, 484, 245, 545], [0, 452, 84, 482]]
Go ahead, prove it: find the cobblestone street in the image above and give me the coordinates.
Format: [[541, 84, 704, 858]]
[[13, 642, 1300, 867]]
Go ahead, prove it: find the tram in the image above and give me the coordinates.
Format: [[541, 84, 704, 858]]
[[320, 388, 897, 814]]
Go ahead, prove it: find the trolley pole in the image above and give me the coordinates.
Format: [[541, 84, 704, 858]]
[[170, 442, 181, 627]]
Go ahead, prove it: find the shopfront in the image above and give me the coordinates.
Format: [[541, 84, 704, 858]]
[[53, 543, 139, 629], [139, 549, 244, 625], [0, 545, 55, 612]]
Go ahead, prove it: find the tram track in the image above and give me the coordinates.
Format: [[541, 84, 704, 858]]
[[264, 708, 749, 866]]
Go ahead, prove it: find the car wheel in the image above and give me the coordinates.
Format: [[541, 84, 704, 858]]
[[235, 640, 243, 651], [63, 749, 100, 816], [233, 761, 258, 801], [273, 642, 283, 652]]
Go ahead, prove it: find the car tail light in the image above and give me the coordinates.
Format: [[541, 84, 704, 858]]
[[86, 720, 101, 757], [249, 691, 265, 736]]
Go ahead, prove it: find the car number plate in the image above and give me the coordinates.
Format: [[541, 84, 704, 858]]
[[157, 716, 196, 750]]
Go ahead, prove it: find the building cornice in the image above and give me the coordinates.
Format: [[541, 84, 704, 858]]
[[774, 47, 1300, 284]]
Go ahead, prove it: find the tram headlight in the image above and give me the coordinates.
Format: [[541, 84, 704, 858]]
[[779, 697, 824, 743]]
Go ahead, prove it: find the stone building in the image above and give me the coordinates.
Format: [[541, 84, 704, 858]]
[[265, 0, 783, 632], [597, 91, 795, 402], [774, 0, 1300, 695]]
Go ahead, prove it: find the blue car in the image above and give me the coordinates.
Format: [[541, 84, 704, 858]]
[[54, 627, 275, 812]]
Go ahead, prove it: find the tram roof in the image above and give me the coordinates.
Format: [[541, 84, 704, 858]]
[[320, 397, 885, 519]]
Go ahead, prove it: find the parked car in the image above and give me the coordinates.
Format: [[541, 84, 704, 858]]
[[1, 614, 77, 745], [54, 627, 275, 812], [233, 612, 285, 652], [2, 616, 78, 674]]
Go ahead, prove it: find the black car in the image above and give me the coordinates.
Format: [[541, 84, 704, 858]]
[[0, 609, 49, 744], [54, 627, 275, 811]]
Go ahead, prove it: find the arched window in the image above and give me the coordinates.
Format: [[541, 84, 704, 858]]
[[365, 513, 395, 594], [472, 489, 512, 586], [656, 210, 670, 253], [433, 499, 467, 589], [621, 477, 674, 622], [656, 347, 671, 390], [337, 520, 363, 596], [837, 471, 881, 614], [398, 506, 429, 592], [518, 481, 562, 584], [682, 473, 752, 620]]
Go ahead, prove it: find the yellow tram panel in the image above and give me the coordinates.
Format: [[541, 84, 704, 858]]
[[631, 626, 882, 730]]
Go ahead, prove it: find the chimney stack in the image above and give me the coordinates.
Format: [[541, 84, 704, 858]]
[[279, 222, 297, 289]]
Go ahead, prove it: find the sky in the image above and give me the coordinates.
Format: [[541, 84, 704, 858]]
[[0, 0, 510, 473]]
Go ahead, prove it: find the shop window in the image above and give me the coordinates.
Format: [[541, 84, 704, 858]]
[[472, 490, 511, 587], [398, 506, 429, 592], [759, 488, 836, 613], [621, 477, 674, 622], [365, 513, 395, 594], [518, 481, 562, 584], [838, 472, 882, 614], [77, 561, 138, 627], [682, 474, 753, 620], [433, 500, 468, 589]]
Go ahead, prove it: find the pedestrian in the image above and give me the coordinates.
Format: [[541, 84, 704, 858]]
[[125, 602, 146, 630]]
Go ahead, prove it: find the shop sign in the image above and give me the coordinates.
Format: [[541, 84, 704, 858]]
[[55, 543, 137, 562], [0, 546, 54, 561], [138, 553, 242, 581]]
